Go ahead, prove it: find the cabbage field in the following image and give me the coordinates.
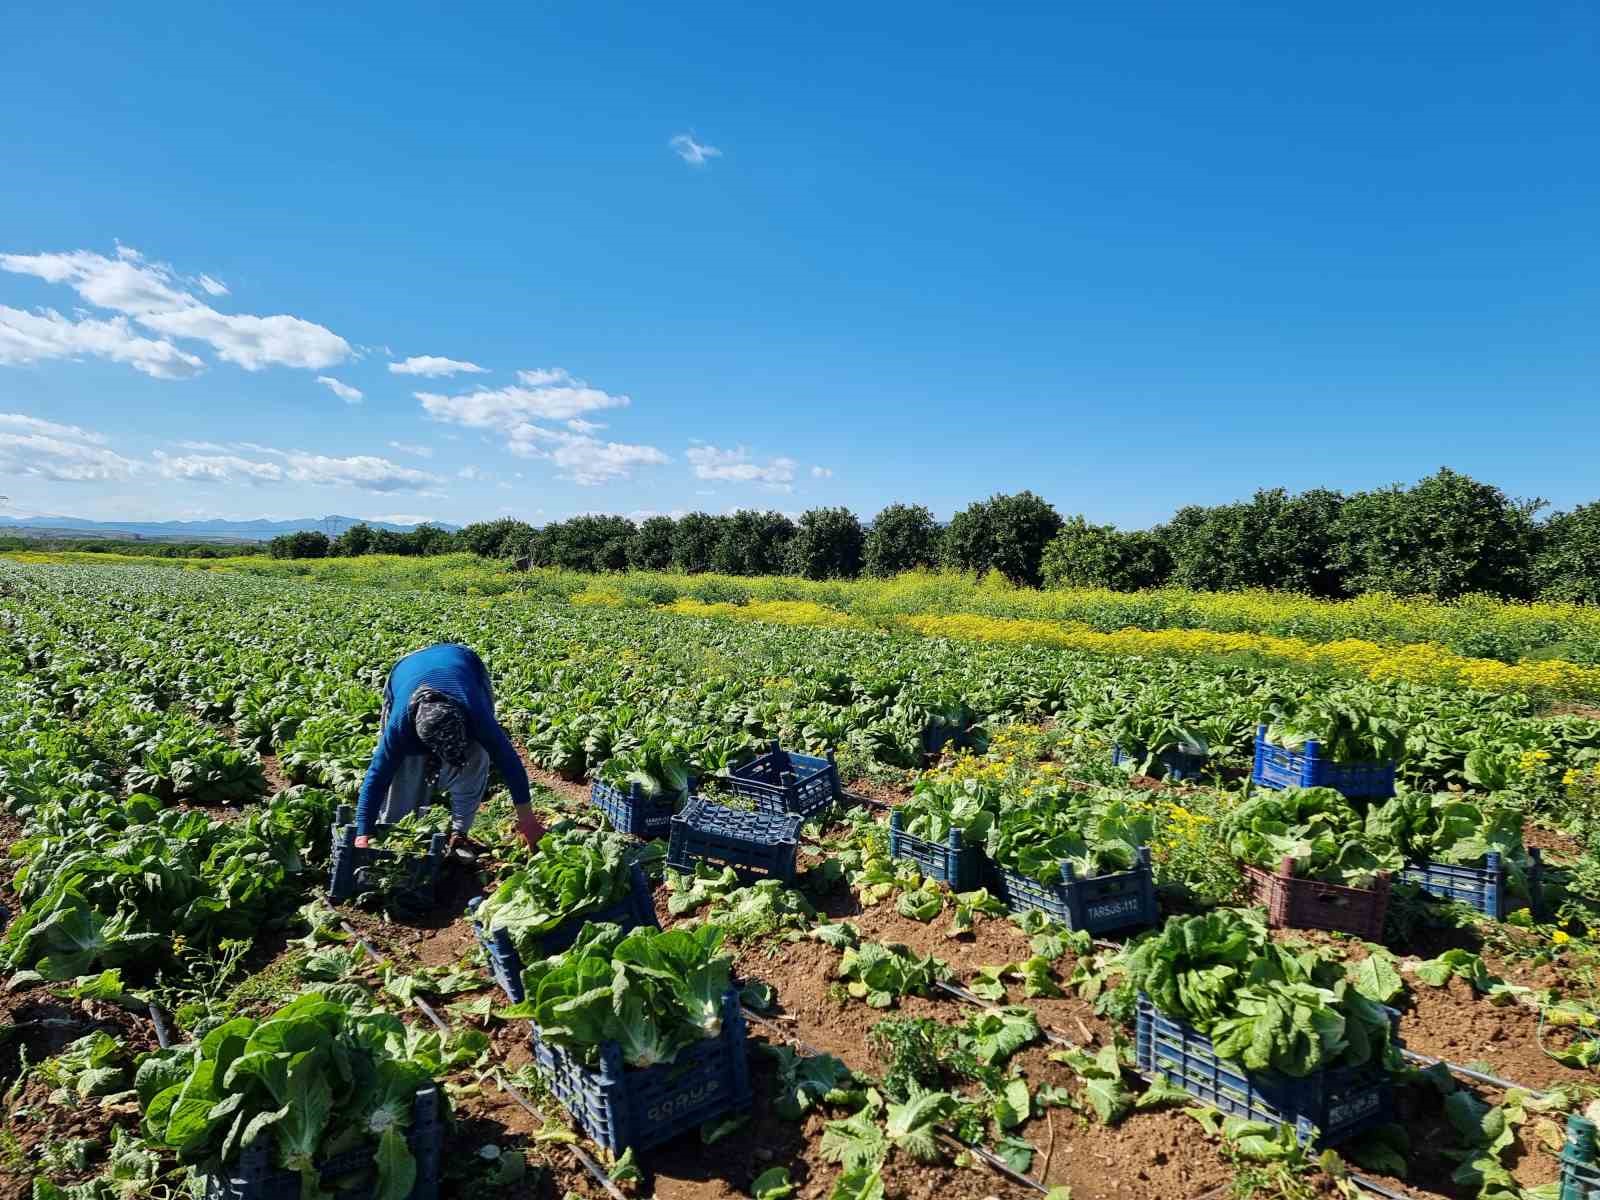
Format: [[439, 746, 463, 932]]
[[4, 560, 1600, 1200]]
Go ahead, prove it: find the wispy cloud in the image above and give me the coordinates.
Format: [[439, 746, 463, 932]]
[[387, 440, 434, 458], [152, 443, 443, 492], [686, 444, 797, 491], [389, 355, 488, 378], [0, 411, 139, 482], [0, 246, 350, 373], [670, 133, 722, 166], [152, 450, 285, 484], [316, 375, 363, 404], [195, 274, 229, 297], [811, 465, 833, 479], [0, 304, 206, 378], [417, 366, 669, 485]]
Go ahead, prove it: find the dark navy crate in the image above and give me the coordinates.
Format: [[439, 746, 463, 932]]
[[529, 989, 751, 1155], [328, 808, 445, 910], [1400, 850, 1544, 921], [1561, 1115, 1600, 1200], [1251, 726, 1396, 799], [989, 847, 1158, 934], [725, 742, 839, 819], [468, 863, 659, 1003], [590, 778, 683, 840], [1135, 998, 1394, 1147], [887, 809, 983, 891], [667, 797, 801, 884], [1112, 743, 1208, 781], [201, 1086, 441, 1200]]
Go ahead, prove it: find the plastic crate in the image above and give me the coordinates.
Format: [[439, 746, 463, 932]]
[[1136, 998, 1394, 1146], [1561, 1115, 1600, 1200], [327, 808, 445, 911], [201, 1085, 442, 1200], [725, 743, 839, 819], [887, 809, 983, 891], [667, 797, 801, 884], [1251, 726, 1396, 799], [1400, 850, 1544, 921], [590, 779, 682, 840], [1112, 743, 1208, 781], [529, 989, 752, 1155], [468, 863, 659, 1003], [990, 847, 1158, 934], [1243, 857, 1391, 941]]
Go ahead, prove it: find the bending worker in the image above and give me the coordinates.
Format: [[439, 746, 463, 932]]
[[353, 642, 544, 859]]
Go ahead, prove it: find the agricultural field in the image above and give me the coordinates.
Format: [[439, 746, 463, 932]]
[[4, 559, 1600, 1200]]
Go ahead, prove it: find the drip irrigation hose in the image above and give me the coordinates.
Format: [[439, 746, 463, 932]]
[[330, 909, 630, 1198], [493, 1068, 631, 1200], [739, 1004, 1050, 1196], [1347, 1173, 1418, 1200], [932, 960, 1542, 1200], [148, 1002, 172, 1050]]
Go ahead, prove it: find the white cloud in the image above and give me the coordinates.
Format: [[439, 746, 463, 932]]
[[316, 375, 363, 403], [507, 425, 670, 486], [670, 134, 722, 166], [196, 274, 229, 296], [418, 366, 666, 485], [0, 304, 206, 378], [282, 452, 443, 492], [686, 444, 797, 491], [0, 411, 138, 482], [387, 441, 433, 458], [457, 466, 483, 480], [388, 355, 488, 378], [0, 247, 350, 372], [811, 465, 833, 479], [151, 439, 441, 492], [417, 367, 632, 428], [152, 450, 284, 484]]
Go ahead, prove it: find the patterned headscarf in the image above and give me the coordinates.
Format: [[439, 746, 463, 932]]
[[411, 688, 470, 769]]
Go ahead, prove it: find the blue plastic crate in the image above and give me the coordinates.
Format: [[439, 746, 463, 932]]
[[726, 742, 839, 819], [1561, 1116, 1600, 1200], [990, 847, 1158, 934], [529, 989, 752, 1155], [1400, 850, 1544, 921], [667, 797, 801, 884], [1136, 998, 1394, 1146], [1251, 726, 1396, 799], [1112, 743, 1208, 781], [590, 778, 682, 840], [469, 863, 659, 1003], [887, 809, 984, 891], [201, 1086, 441, 1200], [327, 811, 445, 910]]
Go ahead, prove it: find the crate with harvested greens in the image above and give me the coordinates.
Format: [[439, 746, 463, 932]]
[[327, 806, 445, 913], [1128, 910, 1401, 1146], [505, 921, 751, 1154], [469, 826, 658, 1002], [139, 992, 445, 1200], [1253, 698, 1402, 798]]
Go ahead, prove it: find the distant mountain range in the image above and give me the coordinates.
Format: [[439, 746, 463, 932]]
[[0, 514, 458, 543]]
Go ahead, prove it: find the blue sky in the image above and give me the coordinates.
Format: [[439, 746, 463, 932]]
[[2, 3, 1596, 529]]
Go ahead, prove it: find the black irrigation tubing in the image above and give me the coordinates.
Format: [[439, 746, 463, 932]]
[[932, 968, 1511, 1200], [327, 909, 629, 1200], [148, 1001, 172, 1050], [738, 1004, 1051, 1197], [1396, 1048, 1547, 1099], [492, 1069, 630, 1200], [933, 979, 1079, 1050]]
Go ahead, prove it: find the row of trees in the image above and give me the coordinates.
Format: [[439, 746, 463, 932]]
[[266, 469, 1600, 603]]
